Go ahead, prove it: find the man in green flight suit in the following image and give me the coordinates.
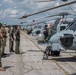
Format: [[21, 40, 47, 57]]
[[1, 24, 7, 57], [15, 26, 20, 54]]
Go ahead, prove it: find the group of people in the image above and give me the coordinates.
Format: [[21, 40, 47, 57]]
[[0, 24, 20, 71], [43, 23, 54, 42]]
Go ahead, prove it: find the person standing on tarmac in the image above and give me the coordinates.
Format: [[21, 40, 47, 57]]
[[15, 26, 20, 54], [9, 26, 15, 52], [0, 25, 6, 71], [1, 24, 7, 57]]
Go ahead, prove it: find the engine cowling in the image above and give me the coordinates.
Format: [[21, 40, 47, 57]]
[[60, 34, 74, 48]]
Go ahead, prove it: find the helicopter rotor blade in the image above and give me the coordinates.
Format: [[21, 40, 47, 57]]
[[34, 0, 55, 3], [25, 18, 57, 26], [20, 12, 72, 24], [34, 12, 72, 21]]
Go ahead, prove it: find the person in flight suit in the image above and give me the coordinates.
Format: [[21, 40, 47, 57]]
[[9, 26, 15, 52], [43, 25, 48, 42], [0, 25, 6, 71], [1, 24, 7, 56], [46, 23, 54, 42], [15, 26, 20, 54]]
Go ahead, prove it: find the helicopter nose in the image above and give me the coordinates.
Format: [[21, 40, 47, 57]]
[[60, 34, 74, 48]]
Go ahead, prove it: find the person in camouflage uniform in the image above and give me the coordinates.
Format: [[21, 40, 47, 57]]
[[1, 24, 7, 56], [15, 26, 20, 54], [0, 25, 6, 71]]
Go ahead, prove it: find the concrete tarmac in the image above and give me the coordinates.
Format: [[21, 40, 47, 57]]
[[0, 31, 76, 75]]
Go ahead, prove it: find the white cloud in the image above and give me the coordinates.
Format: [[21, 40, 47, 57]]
[[4, 8, 18, 15], [0, 8, 19, 18], [11, 10, 18, 15], [10, 14, 17, 17], [3, 0, 13, 3], [55, 2, 60, 6]]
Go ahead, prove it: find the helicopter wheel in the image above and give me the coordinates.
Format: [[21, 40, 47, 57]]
[[51, 50, 60, 56], [38, 41, 40, 44]]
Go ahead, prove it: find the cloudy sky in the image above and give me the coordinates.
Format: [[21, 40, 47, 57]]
[[0, 0, 76, 25]]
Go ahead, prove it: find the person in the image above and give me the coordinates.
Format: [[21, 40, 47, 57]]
[[43, 46, 51, 59], [46, 23, 54, 42], [0, 25, 6, 71], [43, 25, 48, 42], [9, 26, 15, 52], [15, 26, 20, 54], [1, 24, 7, 56]]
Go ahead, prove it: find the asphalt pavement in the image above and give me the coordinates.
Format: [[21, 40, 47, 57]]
[[0, 31, 76, 75]]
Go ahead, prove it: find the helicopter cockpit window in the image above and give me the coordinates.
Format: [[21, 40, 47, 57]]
[[38, 26, 42, 29], [60, 26, 66, 31], [68, 21, 76, 31]]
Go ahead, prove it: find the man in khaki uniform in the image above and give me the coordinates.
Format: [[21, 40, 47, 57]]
[[1, 24, 7, 56], [0, 25, 6, 71]]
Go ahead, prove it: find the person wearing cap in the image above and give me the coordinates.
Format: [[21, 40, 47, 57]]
[[0, 25, 6, 71], [1, 24, 7, 57]]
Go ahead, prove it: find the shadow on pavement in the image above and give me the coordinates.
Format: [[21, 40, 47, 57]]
[[28, 50, 43, 52], [51, 56, 76, 62], [70, 73, 76, 75], [19, 52, 27, 54], [3, 66, 13, 69]]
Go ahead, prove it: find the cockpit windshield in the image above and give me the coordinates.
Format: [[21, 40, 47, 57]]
[[66, 19, 76, 30]]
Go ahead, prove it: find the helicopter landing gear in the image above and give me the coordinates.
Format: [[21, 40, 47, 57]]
[[43, 46, 51, 59], [51, 50, 60, 56], [43, 46, 60, 59]]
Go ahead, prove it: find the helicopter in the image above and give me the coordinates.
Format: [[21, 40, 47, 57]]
[[46, 18, 76, 56]]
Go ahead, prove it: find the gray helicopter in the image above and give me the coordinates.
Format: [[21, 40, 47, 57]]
[[45, 18, 76, 56]]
